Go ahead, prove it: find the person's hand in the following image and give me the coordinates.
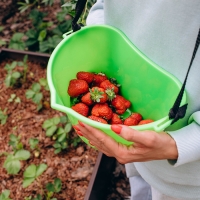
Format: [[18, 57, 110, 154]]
[[74, 121, 178, 164]]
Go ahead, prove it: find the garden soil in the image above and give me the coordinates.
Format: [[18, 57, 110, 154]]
[[0, 0, 131, 199], [0, 57, 130, 199]]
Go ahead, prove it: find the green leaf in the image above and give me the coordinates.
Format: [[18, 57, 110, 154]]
[[54, 148, 61, 154], [32, 83, 41, 92], [56, 127, 64, 135], [11, 71, 21, 79], [61, 141, 68, 149], [0, 39, 6, 46], [38, 30, 47, 42], [14, 149, 30, 160], [26, 29, 38, 39], [46, 182, 55, 192], [12, 33, 24, 41], [37, 103, 43, 111], [46, 125, 57, 137], [29, 138, 39, 150], [33, 194, 42, 200], [23, 55, 28, 63], [23, 177, 35, 188], [10, 61, 17, 69], [54, 178, 62, 192], [9, 33, 25, 50], [5, 75, 11, 87], [64, 123, 72, 133], [24, 164, 36, 178], [53, 142, 61, 148], [42, 119, 54, 129], [39, 40, 49, 53], [4, 156, 21, 174], [32, 93, 43, 104], [57, 133, 66, 142], [60, 116, 68, 123], [53, 117, 60, 125], [26, 90, 35, 99], [15, 97, 21, 103], [35, 163, 47, 177], [9, 134, 18, 142], [0, 190, 11, 200], [25, 38, 38, 47], [61, 2, 72, 7], [39, 78, 47, 86]]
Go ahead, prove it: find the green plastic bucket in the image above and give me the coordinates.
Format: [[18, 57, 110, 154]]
[[47, 25, 187, 146]]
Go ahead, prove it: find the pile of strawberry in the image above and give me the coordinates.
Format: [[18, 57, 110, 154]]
[[67, 71, 154, 126]]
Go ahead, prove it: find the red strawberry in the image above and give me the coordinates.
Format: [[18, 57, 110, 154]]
[[124, 117, 139, 126], [130, 113, 143, 122], [68, 79, 89, 97], [90, 87, 108, 103], [138, 119, 154, 125], [110, 113, 123, 124], [88, 115, 108, 124], [111, 95, 131, 114], [81, 92, 93, 106], [124, 99, 131, 109], [100, 80, 119, 94], [93, 73, 108, 86], [72, 103, 89, 117], [76, 71, 94, 84], [91, 103, 113, 120]]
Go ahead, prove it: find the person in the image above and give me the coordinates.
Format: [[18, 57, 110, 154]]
[[74, 1, 200, 200]]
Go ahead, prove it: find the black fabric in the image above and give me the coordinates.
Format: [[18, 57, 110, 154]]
[[169, 28, 200, 124], [72, 0, 87, 32]]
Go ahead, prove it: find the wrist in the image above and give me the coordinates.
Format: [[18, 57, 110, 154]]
[[165, 132, 178, 159]]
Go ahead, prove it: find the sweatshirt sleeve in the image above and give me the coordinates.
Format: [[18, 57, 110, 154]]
[[167, 111, 200, 166], [86, 0, 104, 25]]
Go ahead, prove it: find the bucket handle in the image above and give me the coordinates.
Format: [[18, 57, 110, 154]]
[[62, 30, 73, 38]]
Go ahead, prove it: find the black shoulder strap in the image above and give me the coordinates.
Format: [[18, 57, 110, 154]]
[[169, 28, 200, 124], [71, 0, 87, 32]]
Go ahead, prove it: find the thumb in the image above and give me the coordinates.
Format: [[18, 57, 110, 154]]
[[111, 124, 156, 146]]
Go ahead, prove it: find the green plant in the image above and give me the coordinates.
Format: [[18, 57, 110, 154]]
[[4, 61, 21, 87], [17, 55, 29, 83], [39, 78, 49, 91], [0, 190, 12, 200], [23, 164, 47, 188], [8, 94, 21, 103], [45, 178, 62, 200], [18, 0, 54, 13], [0, 108, 8, 125], [3, 134, 30, 175], [42, 116, 74, 154], [8, 33, 25, 50], [71, 136, 81, 147], [29, 138, 40, 157], [24, 194, 42, 200], [26, 82, 43, 111], [3, 149, 30, 175], [62, 0, 96, 25], [24, 7, 72, 53], [24, 9, 63, 53], [9, 134, 23, 151], [4, 56, 29, 87]]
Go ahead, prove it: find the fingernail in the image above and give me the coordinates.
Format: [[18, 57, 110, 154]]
[[77, 130, 83, 136], [73, 125, 80, 131], [78, 121, 85, 127], [111, 125, 122, 134]]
